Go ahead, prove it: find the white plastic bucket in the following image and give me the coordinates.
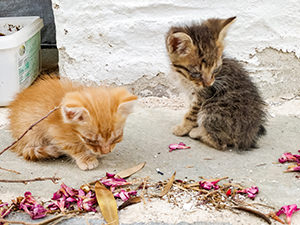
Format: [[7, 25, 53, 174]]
[[0, 16, 44, 106]]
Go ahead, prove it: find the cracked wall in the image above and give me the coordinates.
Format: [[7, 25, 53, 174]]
[[52, 0, 300, 99]]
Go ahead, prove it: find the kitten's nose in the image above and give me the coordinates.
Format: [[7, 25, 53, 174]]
[[101, 145, 111, 154], [203, 79, 215, 87], [202, 73, 215, 87]]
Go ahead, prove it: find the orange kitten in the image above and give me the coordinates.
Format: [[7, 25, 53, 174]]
[[9, 76, 137, 170]]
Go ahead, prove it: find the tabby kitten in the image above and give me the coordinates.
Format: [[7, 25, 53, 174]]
[[165, 17, 267, 150], [9, 76, 137, 170]]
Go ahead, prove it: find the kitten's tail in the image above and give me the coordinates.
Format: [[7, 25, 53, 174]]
[[250, 125, 266, 149]]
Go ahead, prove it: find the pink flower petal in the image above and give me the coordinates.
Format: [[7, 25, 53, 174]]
[[226, 188, 232, 196], [278, 152, 300, 163], [199, 180, 220, 190], [106, 172, 116, 178], [276, 204, 300, 225], [237, 186, 259, 199], [169, 142, 191, 152], [76, 190, 97, 212], [285, 164, 300, 172], [114, 190, 137, 202], [99, 174, 130, 187]]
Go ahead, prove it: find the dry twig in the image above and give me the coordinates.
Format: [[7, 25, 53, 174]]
[[0, 176, 61, 184], [232, 206, 272, 224], [0, 106, 60, 156], [267, 211, 285, 224], [0, 214, 64, 225], [0, 166, 21, 174], [140, 177, 149, 204]]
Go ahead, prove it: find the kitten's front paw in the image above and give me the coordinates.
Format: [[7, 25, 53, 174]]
[[172, 124, 192, 136], [76, 157, 99, 170], [189, 127, 201, 139]]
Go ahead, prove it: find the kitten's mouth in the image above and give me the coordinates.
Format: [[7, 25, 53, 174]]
[[100, 148, 112, 154], [87, 145, 112, 155], [194, 79, 215, 88]]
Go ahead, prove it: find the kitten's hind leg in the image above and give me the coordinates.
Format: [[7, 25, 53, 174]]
[[173, 104, 199, 136], [23, 145, 62, 161], [189, 125, 227, 150]]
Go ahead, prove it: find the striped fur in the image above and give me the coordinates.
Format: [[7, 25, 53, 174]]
[[9, 76, 137, 170], [166, 17, 267, 150]]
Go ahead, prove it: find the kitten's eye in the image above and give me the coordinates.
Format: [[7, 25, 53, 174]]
[[213, 67, 221, 74], [81, 136, 98, 146], [111, 134, 123, 144], [202, 59, 207, 64], [190, 73, 201, 79]]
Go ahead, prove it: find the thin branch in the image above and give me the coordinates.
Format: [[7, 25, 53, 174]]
[[0, 166, 21, 174], [0, 176, 61, 184], [0, 106, 60, 156], [232, 206, 272, 224], [140, 177, 149, 204], [0, 214, 63, 225], [0, 219, 31, 225], [1, 204, 14, 218], [34, 214, 64, 225], [0, 212, 77, 225]]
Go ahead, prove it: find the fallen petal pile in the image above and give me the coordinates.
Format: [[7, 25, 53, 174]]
[[0, 166, 283, 224], [48, 183, 97, 212], [16, 192, 47, 219]]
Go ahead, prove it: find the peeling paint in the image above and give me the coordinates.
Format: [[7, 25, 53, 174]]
[[248, 48, 300, 99]]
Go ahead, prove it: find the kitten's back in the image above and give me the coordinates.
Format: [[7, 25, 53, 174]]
[[9, 76, 80, 137]]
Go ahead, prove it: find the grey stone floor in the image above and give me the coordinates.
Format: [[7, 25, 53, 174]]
[[0, 105, 300, 224]]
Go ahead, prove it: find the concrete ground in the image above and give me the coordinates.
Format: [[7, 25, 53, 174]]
[[0, 97, 300, 224]]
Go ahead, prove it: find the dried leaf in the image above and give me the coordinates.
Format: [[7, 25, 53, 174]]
[[95, 182, 119, 225], [116, 162, 146, 179], [159, 172, 176, 197], [118, 197, 142, 211]]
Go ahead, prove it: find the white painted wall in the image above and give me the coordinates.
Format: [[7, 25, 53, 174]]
[[52, 0, 300, 87]]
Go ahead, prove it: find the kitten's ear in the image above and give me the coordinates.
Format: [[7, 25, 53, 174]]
[[166, 32, 194, 56], [118, 95, 138, 116], [217, 16, 236, 43], [61, 106, 90, 124]]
